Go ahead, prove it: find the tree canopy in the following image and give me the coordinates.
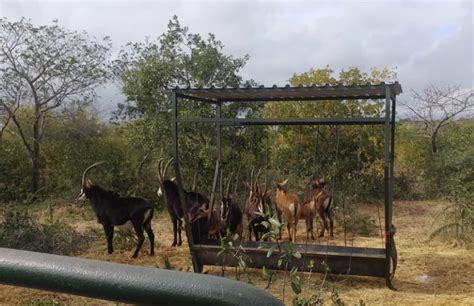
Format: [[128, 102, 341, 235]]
[[0, 18, 111, 192]]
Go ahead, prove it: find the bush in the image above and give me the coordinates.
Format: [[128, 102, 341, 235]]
[[0, 210, 89, 255]]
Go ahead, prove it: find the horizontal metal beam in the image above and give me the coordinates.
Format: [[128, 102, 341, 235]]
[[216, 95, 387, 102], [176, 93, 218, 103], [177, 95, 387, 103], [177, 117, 387, 126], [0, 248, 282, 306]]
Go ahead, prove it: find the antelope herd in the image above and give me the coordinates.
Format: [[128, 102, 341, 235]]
[[78, 160, 334, 258]]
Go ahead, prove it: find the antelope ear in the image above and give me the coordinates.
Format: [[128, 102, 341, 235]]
[[281, 179, 289, 185], [85, 179, 94, 187], [170, 177, 177, 182]]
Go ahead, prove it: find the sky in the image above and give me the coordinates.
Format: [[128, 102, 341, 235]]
[[1, 0, 473, 118]]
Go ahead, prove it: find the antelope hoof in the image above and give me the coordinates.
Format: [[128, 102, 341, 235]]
[[171, 241, 177, 247], [131, 253, 139, 259], [178, 241, 183, 246]]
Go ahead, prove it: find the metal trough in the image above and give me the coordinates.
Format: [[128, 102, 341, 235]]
[[193, 241, 386, 277]]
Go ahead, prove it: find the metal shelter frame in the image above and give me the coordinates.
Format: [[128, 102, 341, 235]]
[[171, 82, 402, 288]]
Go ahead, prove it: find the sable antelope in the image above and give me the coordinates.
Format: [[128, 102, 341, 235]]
[[305, 178, 333, 238], [219, 172, 243, 238], [275, 179, 301, 243], [78, 161, 155, 258], [244, 169, 270, 241], [156, 158, 210, 246]]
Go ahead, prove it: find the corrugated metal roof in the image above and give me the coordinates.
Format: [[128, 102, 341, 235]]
[[172, 82, 402, 102]]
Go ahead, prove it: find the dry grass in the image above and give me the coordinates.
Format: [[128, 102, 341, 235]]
[[1, 200, 473, 305]]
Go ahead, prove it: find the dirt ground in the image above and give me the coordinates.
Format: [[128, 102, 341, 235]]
[[0, 200, 473, 305]]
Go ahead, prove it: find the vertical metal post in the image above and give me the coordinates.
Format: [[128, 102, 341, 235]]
[[389, 94, 396, 225], [216, 101, 222, 162], [388, 92, 398, 288], [171, 92, 202, 273], [208, 102, 222, 225], [383, 86, 392, 288]]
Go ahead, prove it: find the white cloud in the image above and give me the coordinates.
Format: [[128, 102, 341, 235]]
[[1, 0, 472, 116]]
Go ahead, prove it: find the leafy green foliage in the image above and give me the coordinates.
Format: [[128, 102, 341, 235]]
[[0, 18, 111, 193], [0, 210, 89, 255], [262, 66, 397, 201], [218, 229, 252, 281]]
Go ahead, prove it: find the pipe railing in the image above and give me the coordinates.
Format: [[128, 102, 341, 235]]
[[0, 248, 282, 305]]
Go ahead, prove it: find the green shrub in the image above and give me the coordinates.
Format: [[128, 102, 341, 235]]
[[332, 202, 376, 236], [0, 210, 89, 255]]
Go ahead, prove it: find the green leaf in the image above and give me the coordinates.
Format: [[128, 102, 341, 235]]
[[261, 231, 273, 240], [266, 245, 277, 258], [277, 258, 283, 268], [269, 218, 282, 227], [239, 258, 247, 269], [293, 251, 302, 259], [291, 280, 302, 294], [262, 266, 270, 279]]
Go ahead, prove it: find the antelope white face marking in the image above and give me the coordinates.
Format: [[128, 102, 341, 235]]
[[257, 200, 264, 214], [78, 188, 86, 200], [157, 186, 163, 197], [220, 201, 225, 220]]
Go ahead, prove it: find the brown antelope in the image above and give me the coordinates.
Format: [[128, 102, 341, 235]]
[[78, 161, 155, 258], [304, 178, 334, 238], [275, 179, 301, 243], [298, 201, 316, 240]]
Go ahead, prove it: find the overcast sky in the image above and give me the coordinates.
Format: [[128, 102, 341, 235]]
[[1, 0, 473, 117]]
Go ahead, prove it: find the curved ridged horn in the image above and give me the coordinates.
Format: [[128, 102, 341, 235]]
[[163, 158, 173, 178], [81, 161, 105, 186], [254, 167, 262, 193], [225, 172, 234, 198], [255, 168, 262, 183], [249, 167, 255, 187], [157, 158, 164, 180]]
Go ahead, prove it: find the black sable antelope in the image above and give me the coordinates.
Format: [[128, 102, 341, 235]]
[[244, 169, 271, 241], [156, 158, 210, 246], [219, 172, 243, 238], [78, 161, 155, 258]]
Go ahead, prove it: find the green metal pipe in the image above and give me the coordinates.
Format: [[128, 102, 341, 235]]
[[0, 248, 282, 306]]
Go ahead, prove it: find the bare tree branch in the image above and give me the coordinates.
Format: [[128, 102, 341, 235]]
[[402, 84, 474, 155]]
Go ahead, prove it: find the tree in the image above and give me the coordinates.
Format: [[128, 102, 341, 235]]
[[113, 16, 255, 189], [261, 66, 398, 199], [0, 18, 111, 193], [403, 84, 474, 155], [113, 15, 250, 119]]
